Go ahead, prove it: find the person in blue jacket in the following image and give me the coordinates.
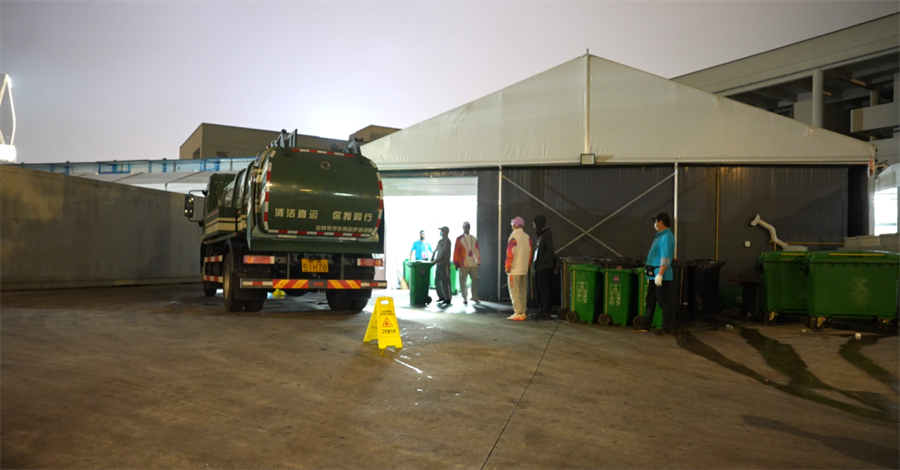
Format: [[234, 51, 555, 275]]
[[635, 212, 676, 336]]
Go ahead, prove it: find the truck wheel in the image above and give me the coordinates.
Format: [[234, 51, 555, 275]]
[[245, 299, 265, 312], [223, 254, 244, 312], [326, 291, 351, 311], [203, 282, 218, 297], [349, 298, 369, 312]]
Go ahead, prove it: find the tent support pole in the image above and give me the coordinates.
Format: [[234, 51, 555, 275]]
[[584, 50, 590, 154], [498, 165, 503, 301], [674, 162, 679, 259], [715, 166, 720, 261]]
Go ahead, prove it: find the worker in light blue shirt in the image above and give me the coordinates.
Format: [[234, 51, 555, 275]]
[[409, 230, 433, 261], [635, 212, 676, 336]]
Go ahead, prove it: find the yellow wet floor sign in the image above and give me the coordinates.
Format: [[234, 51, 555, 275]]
[[363, 297, 403, 349]]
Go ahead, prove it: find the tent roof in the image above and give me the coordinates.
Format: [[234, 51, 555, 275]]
[[362, 54, 874, 170]]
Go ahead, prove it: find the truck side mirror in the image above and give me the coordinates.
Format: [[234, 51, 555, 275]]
[[184, 195, 194, 219]]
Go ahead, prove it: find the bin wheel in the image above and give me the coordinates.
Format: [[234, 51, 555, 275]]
[[597, 314, 611, 326], [425, 295, 432, 306], [810, 317, 826, 332], [565, 310, 578, 323], [633, 315, 646, 329], [557, 307, 569, 318], [763, 311, 777, 326], [874, 319, 889, 334]]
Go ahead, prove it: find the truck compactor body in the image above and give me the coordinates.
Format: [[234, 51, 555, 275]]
[[184, 130, 386, 312]]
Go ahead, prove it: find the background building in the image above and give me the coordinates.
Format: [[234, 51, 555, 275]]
[[179, 123, 352, 160], [673, 13, 898, 236]]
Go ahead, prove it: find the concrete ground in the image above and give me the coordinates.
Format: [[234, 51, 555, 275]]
[[1, 284, 897, 469]]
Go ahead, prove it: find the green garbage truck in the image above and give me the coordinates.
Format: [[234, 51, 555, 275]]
[[183, 130, 386, 312]]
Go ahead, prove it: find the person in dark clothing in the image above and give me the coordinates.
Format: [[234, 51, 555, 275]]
[[432, 226, 452, 306], [531, 215, 556, 320]]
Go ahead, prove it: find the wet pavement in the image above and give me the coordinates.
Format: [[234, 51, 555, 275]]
[[1, 284, 898, 469]]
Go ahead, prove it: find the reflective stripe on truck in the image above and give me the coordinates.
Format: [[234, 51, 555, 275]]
[[240, 279, 387, 289]]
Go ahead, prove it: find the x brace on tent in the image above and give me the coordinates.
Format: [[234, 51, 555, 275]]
[[497, 165, 680, 299]]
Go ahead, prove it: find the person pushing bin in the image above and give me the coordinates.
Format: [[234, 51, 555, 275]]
[[634, 212, 676, 336]]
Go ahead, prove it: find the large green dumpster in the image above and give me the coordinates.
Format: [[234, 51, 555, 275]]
[[805, 251, 900, 332], [758, 251, 809, 324], [407, 261, 434, 306], [634, 267, 663, 329], [567, 264, 603, 323], [601, 268, 634, 326]]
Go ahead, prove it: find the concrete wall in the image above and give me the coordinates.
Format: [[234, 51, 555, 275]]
[[1, 165, 202, 290]]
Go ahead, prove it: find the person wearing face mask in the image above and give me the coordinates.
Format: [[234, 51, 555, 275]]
[[530, 214, 556, 320], [634, 212, 676, 336], [432, 226, 453, 306]]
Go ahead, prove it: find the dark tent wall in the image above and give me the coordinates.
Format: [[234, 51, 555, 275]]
[[474, 164, 856, 301]]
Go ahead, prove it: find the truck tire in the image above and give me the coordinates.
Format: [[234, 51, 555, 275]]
[[245, 299, 265, 312], [326, 291, 351, 311], [203, 282, 218, 297], [349, 298, 369, 312], [223, 254, 244, 312]]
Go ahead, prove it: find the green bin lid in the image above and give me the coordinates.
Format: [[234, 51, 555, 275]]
[[807, 250, 899, 264], [568, 263, 602, 272], [603, 268, 633, 274], [759, 251, 809, 262]]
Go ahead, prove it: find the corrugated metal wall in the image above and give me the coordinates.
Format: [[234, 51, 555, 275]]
[[474, 165, 854, 300]]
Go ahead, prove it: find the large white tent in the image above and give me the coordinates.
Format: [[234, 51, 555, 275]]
[[363, 54, 874, 170]]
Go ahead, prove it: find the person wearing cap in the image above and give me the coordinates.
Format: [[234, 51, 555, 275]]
[[635, 212, 676, 336], [432, 226, 452, 306], [409, 230, 433, 261], [531, 214, 556, 320], [505, 216, 532, 321], [453, 222, 481, 305]]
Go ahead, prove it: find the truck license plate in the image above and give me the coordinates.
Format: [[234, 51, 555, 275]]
[[301, 259, 328, 273]]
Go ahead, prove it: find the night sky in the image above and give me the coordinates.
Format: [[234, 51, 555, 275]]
[[3, 1, 898, 164]]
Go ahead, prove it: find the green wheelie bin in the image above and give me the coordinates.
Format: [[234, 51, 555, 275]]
[[600, 268, 634, 326], [758, 251, 809, 325], [633, 267, 663, 329], [805, 251, 900, 332], [567, 264, 603, 323], [407, 260, 434, 306]]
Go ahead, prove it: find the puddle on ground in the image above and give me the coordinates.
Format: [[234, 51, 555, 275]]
[[678, 327, 899, 423]]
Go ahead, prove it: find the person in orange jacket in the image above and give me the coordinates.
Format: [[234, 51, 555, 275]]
[[453, 221, 481, 305]]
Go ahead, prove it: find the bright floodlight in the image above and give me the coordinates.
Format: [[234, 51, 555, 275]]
[[0, 144, 16, 162], [1, 74, 16, 149]]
